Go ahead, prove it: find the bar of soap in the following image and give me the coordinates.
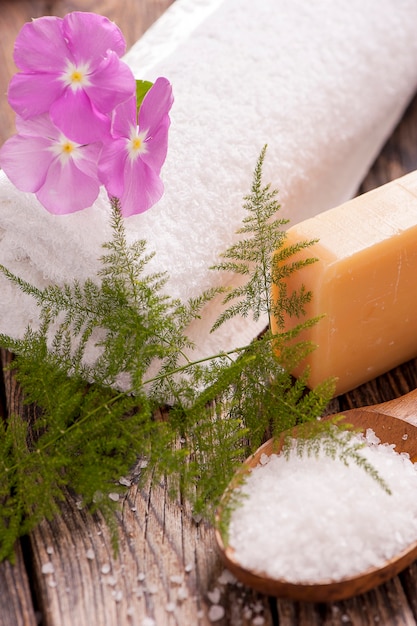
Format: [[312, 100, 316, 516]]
[[272, 171, 417, 396]]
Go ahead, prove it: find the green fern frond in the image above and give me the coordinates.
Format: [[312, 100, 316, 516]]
[[209, 145, 334, 437], [0, 149, 379, 561], [283, 419, 392, 495], [211, 144, 289, 328]]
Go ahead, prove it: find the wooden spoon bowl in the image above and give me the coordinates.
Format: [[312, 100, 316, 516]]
[[215, 389, 417, 602]]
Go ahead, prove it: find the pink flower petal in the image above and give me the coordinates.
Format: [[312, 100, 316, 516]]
[[1, 112, 102, 214], [8, 73, 64, 118], [110, 96, 137, 139], [50, 89, 111, 144], [141, 119, 170, 174], [98, 78, 172, 214], [119, 159, 164, 217], [139, 77, 173, 137], [85, 52, 136, 115], [77, 142, 103, 179], [98, 138, 129, 198], [9, 12, 133, 126], [0, 134, 52, 192], [63, 12, 126, 63], [135, 77, 173, 173], [13, 16, 68, 72], [15, 112, 60, 140], [36, 158, 100, 214]]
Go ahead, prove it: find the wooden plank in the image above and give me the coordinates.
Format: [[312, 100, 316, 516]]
[[26, 479, 275, 626], [358, 94, 417, 196], [0, 542, 38, 626], [1, 351, 273, 626], [0, 350, 37, 626], [400, 562, 417, 618], [276, 578, 417, 626]]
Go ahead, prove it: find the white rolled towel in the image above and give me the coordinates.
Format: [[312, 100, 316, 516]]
[[0, 0, 417, 364]]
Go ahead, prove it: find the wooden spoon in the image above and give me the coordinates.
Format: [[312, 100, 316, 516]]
[[215, 388, 417, 602]]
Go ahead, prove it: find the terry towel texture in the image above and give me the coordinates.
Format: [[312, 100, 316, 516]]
[[1, 0, 417, 363]]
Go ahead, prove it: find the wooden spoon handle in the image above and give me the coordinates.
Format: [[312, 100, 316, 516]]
[[366, 388, 417, 425]]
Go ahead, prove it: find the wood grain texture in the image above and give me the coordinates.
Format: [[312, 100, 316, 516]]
[[26, 478, 275, 625], [0, 542, 38, 626], [276, 578, 417, 626], [0, 350, 39, 626]]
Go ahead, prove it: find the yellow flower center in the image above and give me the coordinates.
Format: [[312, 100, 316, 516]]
[[62, 141, 75, 154], [62, 62, 91, 90], [131, 137, 142, 152], [127, 129, 148, 160], [49, 136, 81, 165], [70, 69, 84, 84]]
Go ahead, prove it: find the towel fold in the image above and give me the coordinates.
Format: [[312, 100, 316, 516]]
[[1, 0, 417, 365]]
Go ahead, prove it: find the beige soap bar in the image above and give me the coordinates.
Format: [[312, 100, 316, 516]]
[[272, 171, 417, 396]]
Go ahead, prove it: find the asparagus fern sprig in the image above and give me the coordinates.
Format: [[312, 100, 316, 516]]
[[211, 144, 288, 326], [0, 146, 352, 561]]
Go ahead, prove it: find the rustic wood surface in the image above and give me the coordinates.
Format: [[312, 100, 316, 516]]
[[1, 1, 417, 625]]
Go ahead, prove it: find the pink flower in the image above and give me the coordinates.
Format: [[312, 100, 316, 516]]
[[0, 114, 102, 214], [98, 77, 173, 217], [8, 12, 135, 144]]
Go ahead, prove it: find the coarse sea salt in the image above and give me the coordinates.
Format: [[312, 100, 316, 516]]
[[228, 430, 417, 583]]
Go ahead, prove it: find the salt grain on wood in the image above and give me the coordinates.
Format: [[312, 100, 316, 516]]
[[177, 586, 188, 601], [208, 604, 225, 622], [113, 590, 123, 603], [41, 562, 55, 575], [228, 430, 417, 583], [207, 587, 221, 604], [217, 569, 236, 585], [169, 574, 183, 585]]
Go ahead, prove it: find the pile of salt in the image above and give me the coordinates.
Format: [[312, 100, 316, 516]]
[[228, 430, 417, 583]]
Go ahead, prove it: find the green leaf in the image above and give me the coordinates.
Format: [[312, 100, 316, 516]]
[[136, 79, 153, 111]]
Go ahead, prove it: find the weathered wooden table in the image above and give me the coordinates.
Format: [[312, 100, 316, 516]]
[[1, 1, 417, 625]]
